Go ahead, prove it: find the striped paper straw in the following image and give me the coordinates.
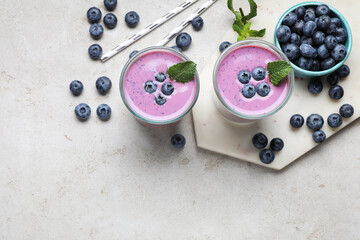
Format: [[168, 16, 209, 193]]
[[101, 0, 199, 62]]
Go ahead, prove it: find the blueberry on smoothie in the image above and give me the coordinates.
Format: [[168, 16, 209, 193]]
[[237, 70, 251, 84], [327, 73, 339, 85], [256, 82, 271, 97], [219, 41, 231, 53], [176, 32, 192, 50], [96, 76, 112, 95], [88, 44, 103, 60], [87, 7, 102, 23], [155, 72, 166, 82], [171, 134, 186, 148], [331, 44, 347, 61], [171, 46, 182, 52], [104, 0, 117, 11], [307, 78, 323, 95], [191, 16, 204, 31], [103, 13, 117, 29], [161, 82, 175, 96], [252, 133, 268, 149], [96, 104, 112, 121], [335, 65, 350, 78], [144, 81, 157, 94], [155, 94, 166, 105], [290, 114, 304, 128], [270, 138, 284, 151], [75, 103, 91, 121], [129, 50, 139, 59], [69, 80, 83, 96], [306, 113, 324, 131], [125, 11, 140, 28], [252, 67, 266, 81], [242, 84, 256, 98], [328, 85, 344, 100], [315, 4, 330, 16], [312, 130, 326, 143], [89, 23, 104, 40], [339, 104, 354, 118], [327, 113, 342, 128], [259, 149, 275, 164], [276, 25, 291, 43]]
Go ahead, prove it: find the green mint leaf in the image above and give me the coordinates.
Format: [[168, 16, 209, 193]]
[[248, 28, 266, 37], [242, 0, 258, 22], [227, 0, 235, 13], [240, 22, 252, 38], [232, 19, 244, 35], [267, 61, 293, 86], [167, 61, 197, 84]]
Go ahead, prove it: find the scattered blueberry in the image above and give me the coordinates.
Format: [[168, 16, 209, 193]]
[[155, 72, 166, 82], [312, 31, 325, 46], [290, 33, 301, 46], [303, 11, 315, 22], [297, 56, 313, 70], [276, 25, 291, 43], [270, 138, 284, 151], [238, 70, 251, 84], [327, 73, 339, 85], [191, 16, 204, 31], [307, 78, 323, 95], [88, 44, 102, 60], [335, 64, 350, 78], [321, 57, 336, 70], [252, 67, 266, 81], [69, 80, 84, 96], [303, 21, 317, 37], [300, 43, 317, 58], [75, 103, 91, 121], [125, 11, 140, 28], [339, 104, 354, 118], [328, 85, 344, 100], [317, 15, 331, 31], [89, 23, 104, 40], [96, 104, 111, 121], [283, 43, 300, 61], [144, 81, 157, 94], [103, 13, 117, 29], [334, 27, 348, 44], [311, 59, 321, 71], [219, 41, 231, 53], [292, 19, 304, 35], [171, 134, 186, 148], [171, 46, 182, 52], [87, 7, 102, 23], [176, 32, 192, 50], [331, 44, 347, 61], [295, 6, 306, 19], [315, 4, 330, 16], [104, 0, 117, 11], [324, 35, 338, 50], [129, 50, 139, 58], [327, 113, 342, 128], [331, 17, 341, 27], [290, 114, 304, 128], [252, 133, 268, 149], [256, 82, 271, 97], [96, 76, 112, 95], [155, 94, 166, 105], [306, 113, 324, 131], [283, 12, 298, 26], [317, 44, 330, 59], [161, 82, 175, 96], [259, 149, 275, 164], [242, 84, 256, 98], [312, 130, 326, 143]]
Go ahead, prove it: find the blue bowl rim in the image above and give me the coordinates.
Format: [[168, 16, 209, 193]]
[[274, 1, 353, 77]]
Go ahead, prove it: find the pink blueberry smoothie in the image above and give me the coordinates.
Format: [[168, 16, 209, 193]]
[[122, 49, 198, 123], [216, 45, 290, 117]]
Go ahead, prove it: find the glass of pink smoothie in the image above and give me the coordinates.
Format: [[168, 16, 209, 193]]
[[213, 39, 294, 123], [120, 46, 200, 126]]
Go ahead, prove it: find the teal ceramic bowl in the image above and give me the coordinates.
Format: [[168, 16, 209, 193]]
[[274, 2, 352, 79]]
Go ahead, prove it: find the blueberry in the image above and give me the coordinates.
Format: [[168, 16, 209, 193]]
[[270, 138, 284, 151], [327, 73, 339, 85], [324, 35, 338, 50], [328, 85, 344, 100], [96, 76, 112, 95], [339, 104, 354, 118], [317, 44, 330, 59], [171, 134, 186, 148], [303, 21, 317, 37], [104, 0, 117, 11], [87, 7, 102, 23], [252, 67, 266, 81], [171, 46, 182, 52], [321, 58, 335, 70], [88, 44, 102, 60], [300, 36, 313, 46], [238, 70, 251, 84], [327, 113, 342, 128], [144, 81, 157, 94], [242, 84, 256, 98], [175, 32, 192, 50], [155, 94, 166, 105], [292, 19, 304, 35], [129, 50, 139, 58], [295, 6, 306, 19], [256, 82, 271, 97], [161, 82, 175, 96], [191, 16, 204, 31], [219, 41, 231, 53], [317, 15, 331, 31], [303, 11, 315, 22], [155, 72, 166, 82], [75, 103, 91, 121], [306, 113, 324, 131], [69, 80, 83, 96], [335, 27, 348, 44], [276, 25, 291, 43], [259, 149, 275, 164], [300, 44, 317, 58], [331, 44, 347, 61], [283, 43, 300, 61], [96, 104, 111, 121], [283, 12, 298, 27], [290, 33, 301, 46], [335, 64, 350, 78], [312, 130, 326, 143], [103, 13, 117, 29], [298, 56, 313, 70], [311, 59, 321, 71], [306, 7, 316, 15], [331, 17, 341, 27], [307, 78, 323, 94], [125, 11, 140, 28], [252, 133, 268, 149], [290, 114, 304, 128], [325, 24, 337, 35], [89, 23, 104, 40], [315, 4, 330, 16], [312, 31, 325, 46]]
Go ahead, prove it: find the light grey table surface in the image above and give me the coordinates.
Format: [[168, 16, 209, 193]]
[[0, 0, 359, 239]]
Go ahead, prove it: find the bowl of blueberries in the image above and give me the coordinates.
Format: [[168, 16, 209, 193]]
[[274, 2, 352, 79]]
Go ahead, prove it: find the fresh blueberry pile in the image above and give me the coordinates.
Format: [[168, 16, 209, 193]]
[[237, 67, 271, 99], [252, 133, 284, 164], [142, 72, 176, 106], [276, 4, 348, 71]]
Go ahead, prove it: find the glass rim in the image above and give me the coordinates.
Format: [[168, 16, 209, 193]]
[[212, 38, 295, 120], [120, 46, 200, 125]]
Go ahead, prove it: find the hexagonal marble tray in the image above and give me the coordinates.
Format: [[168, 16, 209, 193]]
[[192, 29, 359, 170]]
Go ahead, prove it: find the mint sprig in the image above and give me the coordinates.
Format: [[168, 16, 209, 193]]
[[167, 61, 197, 84], [227, 0, 266, 41], [267, 61, 293, 86]]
